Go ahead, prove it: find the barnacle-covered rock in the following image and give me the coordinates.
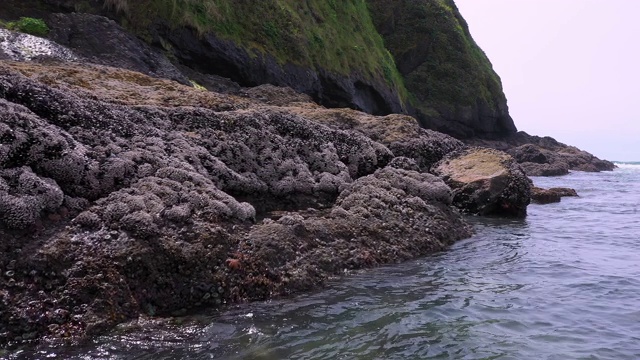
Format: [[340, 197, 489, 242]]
[[0, 61, 469, 345], [432, 147, 531, 217], [227, 166, 471, 300], [0, 166, 63, 229]]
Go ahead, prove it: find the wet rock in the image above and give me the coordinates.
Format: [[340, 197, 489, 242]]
[[232, 166, 471, 300], [519, 161, 569, 177], [548, 187, 578, 197], [531, 187, 578, 204], [432, 148, 531, 217], [467, 131, 615, 176], [0, 61, 427, 344]]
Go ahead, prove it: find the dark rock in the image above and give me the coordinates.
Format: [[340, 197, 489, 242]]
[[467, 131, 615, 176], [531, 187, 561, 204], [388, 157, 420, 171], [432, 147, 531, 217], [548, 187, 578, 197], [287, 107, 464, 170], [234, 166, 471, 297], [46, 13, 189, 85], [0, 61, 473, 344], [509, 144, 549, 164], [156, 27, 404, 116], [531, 186, 578, 204], [366, 0, 517, 139], [520, 162, 570, 177]]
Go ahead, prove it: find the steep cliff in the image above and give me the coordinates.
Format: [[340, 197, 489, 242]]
[[367, 0, 516, 138], [0, 0, 515, 137]]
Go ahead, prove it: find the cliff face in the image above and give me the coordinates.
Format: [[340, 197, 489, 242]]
[[0, 0, 515, 138], [367, 0, 516, 138]]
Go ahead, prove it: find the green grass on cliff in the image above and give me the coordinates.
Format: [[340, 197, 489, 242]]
[[367, 0, 506, 113], [104, 0, 409, 105], [3, 17, 49, 36]]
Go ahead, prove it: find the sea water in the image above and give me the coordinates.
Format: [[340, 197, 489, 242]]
[[8, 163, 640, 359]]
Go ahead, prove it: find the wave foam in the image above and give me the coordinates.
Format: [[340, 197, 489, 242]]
[[614, 162, 640, 169]]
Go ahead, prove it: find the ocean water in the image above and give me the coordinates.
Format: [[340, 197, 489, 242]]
[[8, 163, 640, 360]]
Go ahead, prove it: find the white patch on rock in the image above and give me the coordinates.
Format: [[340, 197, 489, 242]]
[[0, 28, 78, 62]]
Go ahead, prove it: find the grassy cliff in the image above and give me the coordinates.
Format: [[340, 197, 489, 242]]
[[367, 0, 515, 137], [104, 0, 409, 103], [0, 0, 515, 137]]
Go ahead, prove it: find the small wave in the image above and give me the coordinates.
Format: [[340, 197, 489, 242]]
[[614, 162, 640, 169]]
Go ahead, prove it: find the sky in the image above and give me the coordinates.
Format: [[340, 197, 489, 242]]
[[455, 0, 640, 161]]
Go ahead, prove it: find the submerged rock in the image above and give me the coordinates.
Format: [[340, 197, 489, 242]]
[[432, 148, 531, 217]]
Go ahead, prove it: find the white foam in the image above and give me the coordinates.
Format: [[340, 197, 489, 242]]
[[614, 162, 640, 170]]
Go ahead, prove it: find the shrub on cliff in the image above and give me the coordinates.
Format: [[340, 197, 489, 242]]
[[6, 17, 49, 37]]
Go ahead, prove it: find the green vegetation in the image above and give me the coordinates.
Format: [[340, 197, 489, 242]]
[[5, 17, 49, 37], [103, 0, 409, 104], [367, 0, 506, 113], [189, 79, 207, 91]]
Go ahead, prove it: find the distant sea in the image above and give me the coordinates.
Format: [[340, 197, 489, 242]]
[[9, 163, 640, 359]]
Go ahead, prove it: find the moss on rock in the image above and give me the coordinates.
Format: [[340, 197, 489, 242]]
[[367, 0, 516, 138]]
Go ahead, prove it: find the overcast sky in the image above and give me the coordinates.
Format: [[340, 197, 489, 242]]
[[455, 0, 639, 161]]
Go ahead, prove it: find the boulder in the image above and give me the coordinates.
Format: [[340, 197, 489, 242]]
[[531, 187, 578, 204], [0, 28, 78, 62], [432, 147, 531, 217], [520, 161, 569, 177], [530, 187, 561, 204]]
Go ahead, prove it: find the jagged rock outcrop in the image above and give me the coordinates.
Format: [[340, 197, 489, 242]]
[[0, 60, 472, 344], [285, 106, 465, 171], [157, 27, 405, 116], [467, 132, 616, 176], [230, 167, 471, 299], [432, 147, 531, 217]]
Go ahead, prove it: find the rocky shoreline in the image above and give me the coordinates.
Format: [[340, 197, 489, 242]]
[[0, 23, 613, 346]]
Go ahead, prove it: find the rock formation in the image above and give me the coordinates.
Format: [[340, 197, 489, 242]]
[[530, 187, 579, 204], [0, 0, 513, 138], [432, 148, 531, 217], [0, 1, 614, 345], [468, 132, 616, 176], [367, 0, 517, 138], [0, 59, 475, 344]]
